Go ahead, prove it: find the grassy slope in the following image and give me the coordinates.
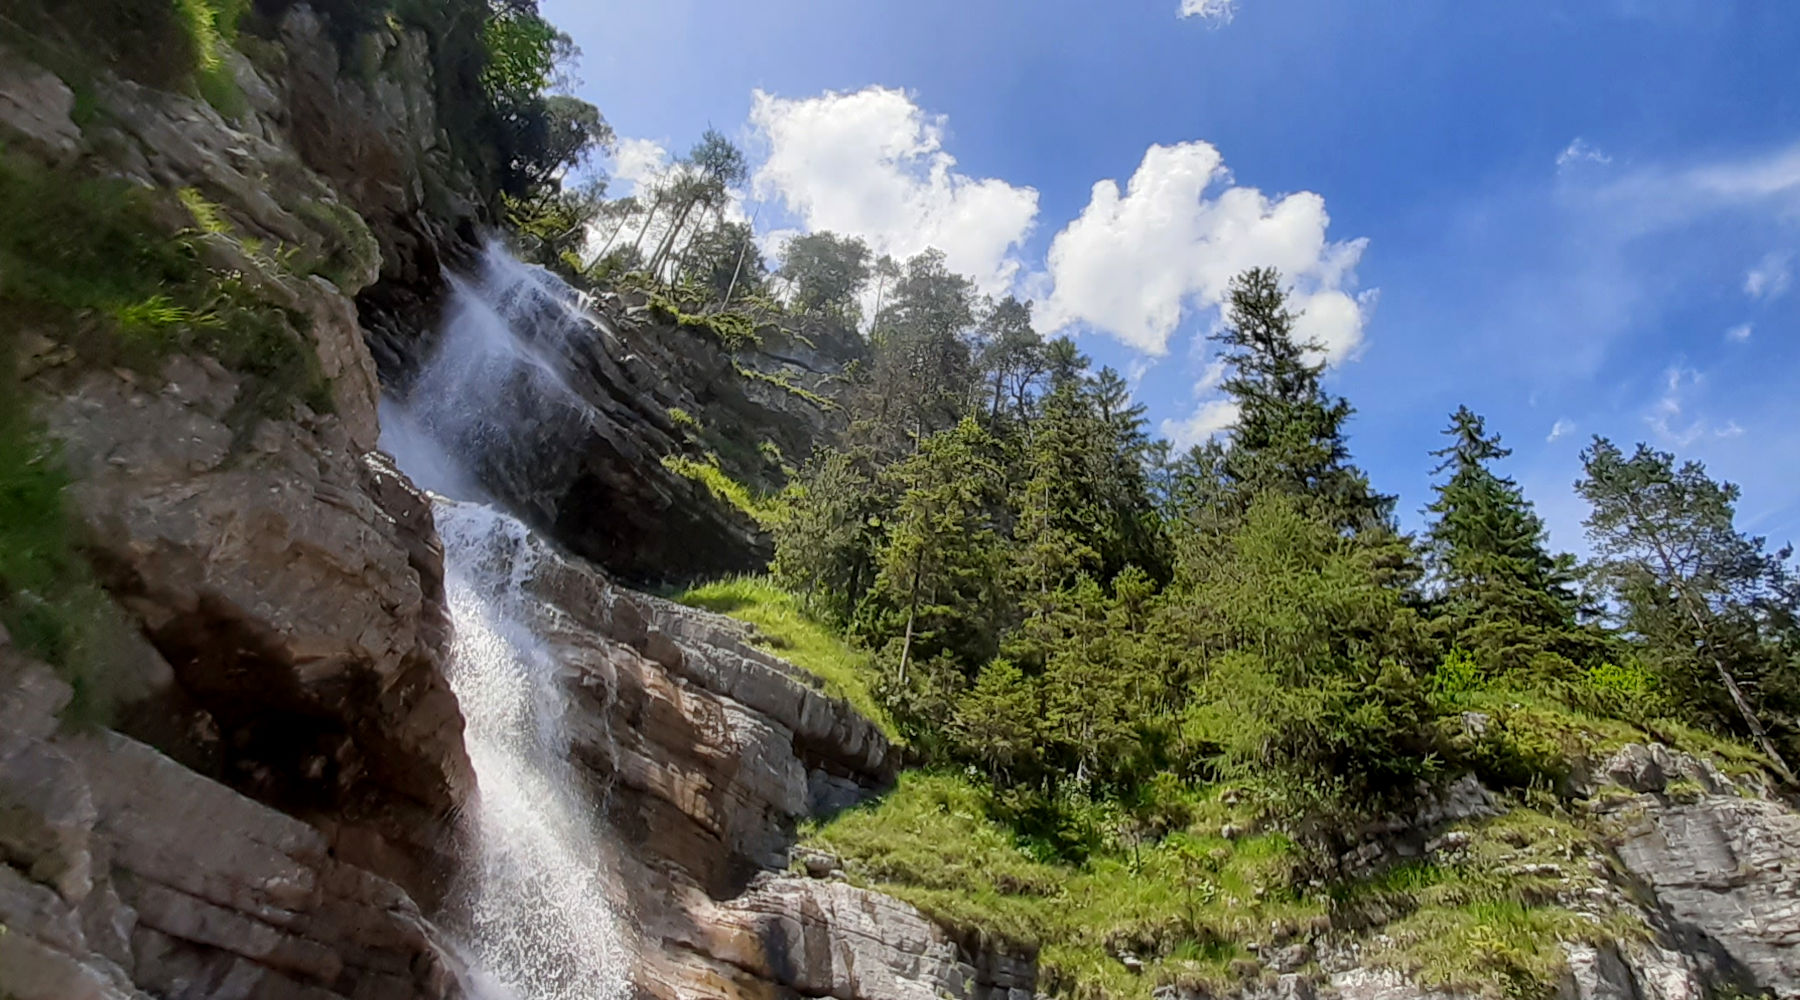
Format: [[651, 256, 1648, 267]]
[[804, 770, 1674, 1000], [674, 576, 1776, 1000], [676, 575, 898, 739]]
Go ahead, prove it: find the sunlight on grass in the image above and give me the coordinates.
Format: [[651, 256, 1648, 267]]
[[803, 772, 1331, 1000], [677, 574, 897, 739]]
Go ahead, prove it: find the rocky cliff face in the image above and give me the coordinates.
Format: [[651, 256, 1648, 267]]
[[0, 644, 465, 1000], [3, 7, 475, 908], [384, 249, 858, 584], [438, 500, 1039, 1000]]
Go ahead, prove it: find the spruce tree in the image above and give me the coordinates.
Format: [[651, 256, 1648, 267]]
[[1211, 268, 1393, 532], [1424, 407, 1591, 673]]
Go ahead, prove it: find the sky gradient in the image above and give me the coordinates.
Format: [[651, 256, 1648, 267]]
[[544, 0, 1800, 555]]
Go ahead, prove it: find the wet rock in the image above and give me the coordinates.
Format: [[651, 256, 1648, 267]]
[[0, 43, 82, 163]]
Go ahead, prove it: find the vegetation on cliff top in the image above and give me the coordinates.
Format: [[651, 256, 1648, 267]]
[[670, 257, 1795, 999], [676, 575, 897, 739]]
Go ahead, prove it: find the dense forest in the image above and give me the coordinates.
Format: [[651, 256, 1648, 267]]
[[542, 135, 1800, 992]]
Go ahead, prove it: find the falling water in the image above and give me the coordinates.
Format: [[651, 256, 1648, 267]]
[[379, 243, 632, 1000]]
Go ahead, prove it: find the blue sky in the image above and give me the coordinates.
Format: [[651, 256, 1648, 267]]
[[543, 0, 1800, 555]]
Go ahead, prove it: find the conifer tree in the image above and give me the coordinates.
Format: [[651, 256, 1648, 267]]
[[1210, 268, 1393, 532], [1578, 438, 1799, 780], [1424, 407, 1591, 672]]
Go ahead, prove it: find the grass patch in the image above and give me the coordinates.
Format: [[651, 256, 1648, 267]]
[[662, 453, 778, 525], [677, 575, 897, 740], [803, 772, 1326, 1000], [0, 352, 124, 723], [1443, 682, 1774, 791], [806, 772, 1675, 1000], [0, 153, 330, 422], [1340, 808, 1649, 1000]]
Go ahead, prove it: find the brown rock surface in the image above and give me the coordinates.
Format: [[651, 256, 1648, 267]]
[[0, 646, 464, 1000]]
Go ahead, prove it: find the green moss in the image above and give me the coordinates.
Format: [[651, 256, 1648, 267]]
[[647, 290, 762, 351], [667, 406, 702, 433], [661, 453, 778, 525], [734, 361, 836, 410], [676, 575, 897, 740]]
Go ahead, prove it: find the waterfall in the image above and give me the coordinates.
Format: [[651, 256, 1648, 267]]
[[379, 243, 632, 1000]]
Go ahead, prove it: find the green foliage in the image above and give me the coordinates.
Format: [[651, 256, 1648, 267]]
[[734, 362, 834, 410], [804, 772, 1326, 1000], [0, 153, 328, 420], [1203, 267, 1393, 533], [0, 351, 122, 722], [780, 231, 871, 324], [648, 290, 762, 351], [1579, 437, 1800, 779], [1424, 407, 1600, 678], [1429, 649, 1483, 708], [1170, 494, 1439, 806], [676, 575, 896, 739], [661, 454, 777, 525], [1343, 809, 1649, 1000]]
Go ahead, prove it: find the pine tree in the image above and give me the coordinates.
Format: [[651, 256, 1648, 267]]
[[1210, 268, 1393, 532], [1578, 438, 1799, 781], [1424, 407, 1592, 673]]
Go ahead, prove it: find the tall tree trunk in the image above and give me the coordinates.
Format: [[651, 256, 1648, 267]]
[[721, 206, 761, 308], [595, 207, 633, 260], [650, 198, 698, 278], [897, 550, 924, 687], [1680, 597, 1796, 784], [1627, 497, 1798, 785], [631, 193, 664, 255]]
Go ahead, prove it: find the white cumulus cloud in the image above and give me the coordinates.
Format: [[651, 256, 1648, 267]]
[[748, 86, 1040, 295], [1161, 399, 1241, 451], [1547, 418, 1576, 443], [1745, 251, 1792, 301], [609, 137, 671, 200], [1039, 141, 1370, 359], [1726, 322, 1754, 343], [1179, 0, 1238, 24]]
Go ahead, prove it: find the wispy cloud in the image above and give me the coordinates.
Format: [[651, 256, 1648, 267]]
[[1556, 137, 1612, 171], [1726, 322, 1753, 343], [1547, 418, 1576, 443], [1744, 251, 1793, 301], [1645, 364, 1743, 447], [1178, 0, 1238, 25]]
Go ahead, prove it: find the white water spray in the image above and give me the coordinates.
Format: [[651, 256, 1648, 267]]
[[380, 243, 633, 1000]]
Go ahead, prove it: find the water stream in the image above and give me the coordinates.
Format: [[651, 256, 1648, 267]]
[[379, 244, 632, 1000]]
